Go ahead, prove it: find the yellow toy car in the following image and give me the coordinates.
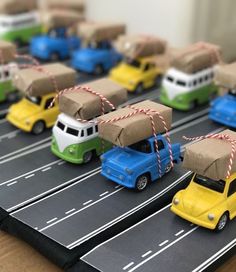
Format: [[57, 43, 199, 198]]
[[171, 173, 236, 232], [110, 57, 163, 93], [7, 93, 59, 135]]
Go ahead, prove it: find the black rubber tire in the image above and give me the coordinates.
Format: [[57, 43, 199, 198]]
[[32, 121, 45, 135], [83, 151, 93, 163], [135, 174, 149, 192], [215, 212, 229, 232], [94, 64, 104, 75], [135, 83, 144, 94]]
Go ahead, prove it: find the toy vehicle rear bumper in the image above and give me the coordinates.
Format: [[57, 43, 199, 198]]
[[171, 205, 216, 230]]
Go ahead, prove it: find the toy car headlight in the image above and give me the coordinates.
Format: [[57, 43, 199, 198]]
[[100, 155, 106, 162], [125, 168, 133, 175], [173, 197, 179, 205], [25, 119, 31, 125], [69, 146, 76, 154], [129, 80, 135, 85], [208, 213, 215, 221]]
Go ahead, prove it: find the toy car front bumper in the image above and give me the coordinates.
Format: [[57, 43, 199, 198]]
[[101, 169, 134, 188], [209, 111, 236, 128], [7, 114, 32, 132]]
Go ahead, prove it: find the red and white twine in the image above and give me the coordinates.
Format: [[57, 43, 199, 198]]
[[183, 133, 236, 179]]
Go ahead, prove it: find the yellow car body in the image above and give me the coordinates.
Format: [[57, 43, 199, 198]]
[[110, 57, 162, 92], [171, 173, 236, 231], [7, 93, 59, 134]]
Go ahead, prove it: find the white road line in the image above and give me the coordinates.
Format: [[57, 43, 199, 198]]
[[175, 230, 185, 236], [7, 133, 17, 139], [115, 185, 121, 189], [123, 262, 134, 270], [65, 208, 76, 215], [58, 161, 66, 166], [42, 167, 52, 172], [7, 181, 18, 187], [142, 250, 152, 258], [0, 118, 7, 124], [46, 217, 58, 224], [0, 109, 8, 116], [83, 200, 93, 206], [0, 129, 20, 141], [128, 227, 199, 272], [39, 187, 124, 233], [0, 159, 62, 186], [158, 240, 169, 247], [190, 223, 194, 227], [25, 174, 35, 179], [99, 191, 109, 197], [34, 227, 38, 230]]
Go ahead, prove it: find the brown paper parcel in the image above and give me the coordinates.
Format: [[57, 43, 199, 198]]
[[41, 10, 84, 29], [98, 100, 172, 147], [171, 43, 221, 74], [13, 63, 76, 96], [214, 62, 236, 90], [0, 0, 37, 14], [59, 78, 127, 120], [183, 129, 236, 180], [0, 41, 16, 63], [114, 35, 167, 59], [47, 0, 85, 13], [78, 22, 126, 42]]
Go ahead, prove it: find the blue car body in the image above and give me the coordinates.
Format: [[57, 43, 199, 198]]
[[101, 135, 181, 189], [30, 28, 81, 60], [71, 41, 122, 74], [209, 94, 236, 127]]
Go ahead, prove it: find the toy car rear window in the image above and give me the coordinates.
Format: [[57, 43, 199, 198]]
[[129, 140, 152, 153], [193, 174, 225, 193]]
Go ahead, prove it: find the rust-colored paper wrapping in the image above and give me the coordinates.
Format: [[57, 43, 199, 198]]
[[114, 35, 167, 59], [78, 22, 126, 42], [0, 0, 37, 14], [0, 41, 16, 63], [214, 62, 236, 90], [171, 43, 221, 74], [183, 129, 236, 180], [59, 78, 127, 120], [13, 63, 76, 96], [98, 100, 172, 147]]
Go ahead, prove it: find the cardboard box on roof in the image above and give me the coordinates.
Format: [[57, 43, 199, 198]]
[[13, 63, 76, 96], [214, 62, 236, 90], [171, 43, 222, 74], [41, 9, 84, 29], [0, 231, 62, 272], [78, 22, 126, 42], [183, 129, 236, 180], [59, 78, 127, 120], [98, 100, 172, 147], [114, 35, 167, 59], [0, 41, 16, 63], [47, 0, 85, 13], [0, 0, 38, 15]]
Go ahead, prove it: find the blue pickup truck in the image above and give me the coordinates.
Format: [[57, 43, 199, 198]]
[[30, 28, 81, 61], [209, 91, 236, 128], [101, 135, 181, 191], [71, 40, 122, 75]]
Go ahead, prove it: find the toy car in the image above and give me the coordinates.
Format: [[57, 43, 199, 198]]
[[7, 93, 59, 134], [110, 57, 162, 93], [0, 63, 19, 102], [209, 91, 236, 128], [51, 113, 112, 164], [101, 135, 181, 191], [0, 11, 41, 45], [160, 67, 218, 110], [171, 173, 236, 231], [71, 41, 122, 75], [30, 28, 81, 61]]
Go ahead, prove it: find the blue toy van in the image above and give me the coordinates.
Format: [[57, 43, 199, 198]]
[[30, 28, 81, 61], [101, 135, 181, 191], [71, 40, 122, 75]]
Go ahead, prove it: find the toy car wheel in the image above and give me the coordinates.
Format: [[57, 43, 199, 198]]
[[165, 163, 172, 174], [135, 174, 149, 192], [83, 151, 93, 163], [135, 83, 144, 94], [51, 53, 60, 62], [32, 121, 45, 135], [215, 212, 228, 232], [189, 100, 198, 110], [209, 92, 217, 101], [155, 75, 162, 87], [94, 64, 104, 75]]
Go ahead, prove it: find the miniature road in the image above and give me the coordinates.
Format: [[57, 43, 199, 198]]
[[10, 117, 224, 254], [82, 204, 236, 272]]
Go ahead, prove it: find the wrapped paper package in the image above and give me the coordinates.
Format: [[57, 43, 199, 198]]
[[13, 63, 76, 96], [47, 0, 85, 13], [183, 129, 236, 180], [171, 43, 222, 74], [214, 62, 236, 90], [0, 41, 16, 63], [59, 78, 127, 120], [0, 0, 37, 14], [78, 22, 126, 42], [98, 100, 172, 147], [114, 35, 167, 59]]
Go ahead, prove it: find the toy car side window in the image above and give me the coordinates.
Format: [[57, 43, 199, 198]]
[[144, 64, 150, 71], [153, 140, 164, 152], [87, 127, 93, 136], [94, 125, 98, 133], [227, 179, 236, 197], [44, 98, 54, 109]]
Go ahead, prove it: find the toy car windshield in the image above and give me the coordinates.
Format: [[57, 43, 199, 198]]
[[228, 89, 236, 96], [126, 58, 141, 68], [193, 174, 225, 193], [26, 95, 42, 106]]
